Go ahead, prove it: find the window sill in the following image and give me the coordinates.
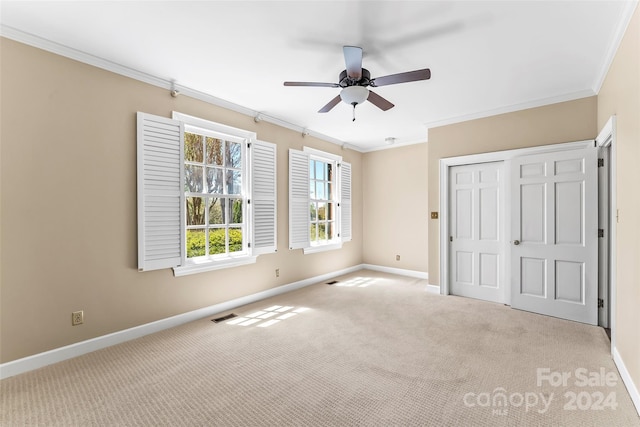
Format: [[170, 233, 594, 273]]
[[173, 255, 257, 277], [303, 242, 343, 255]]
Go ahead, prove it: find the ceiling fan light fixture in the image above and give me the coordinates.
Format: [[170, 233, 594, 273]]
[[340, 86, 369, 106]]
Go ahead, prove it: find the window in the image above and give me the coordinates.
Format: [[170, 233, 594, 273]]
[[137, 112, 277, 276], [184, 130, 246, 259], [289, 147, 351, 253], [309, 157, 336, 245]]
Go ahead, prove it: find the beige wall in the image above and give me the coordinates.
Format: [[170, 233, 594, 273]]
[[427, 96, 597, 286], [0, 39, 363, 363], [597, 4, 640, 403], [363, 143, 428, 272]]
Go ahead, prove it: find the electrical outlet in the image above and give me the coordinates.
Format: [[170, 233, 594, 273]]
[[275, 268, 280, 278], [396, 255, 401, 261], [71, 310, 84, 326]]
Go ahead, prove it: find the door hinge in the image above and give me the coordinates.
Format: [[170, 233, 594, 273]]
[[598, 158, 604, 167], [449, 236, 453, 242], [598, 229, 604, 238], [598, 298, 604, 308], [248, 242, 251, 248]]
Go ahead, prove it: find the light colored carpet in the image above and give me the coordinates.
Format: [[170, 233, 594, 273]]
[[1, 270, 639, 426]]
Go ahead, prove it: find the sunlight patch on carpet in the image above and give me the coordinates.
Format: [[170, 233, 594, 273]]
[[225, 305, 310, 328], [336, 276, 378, 287]]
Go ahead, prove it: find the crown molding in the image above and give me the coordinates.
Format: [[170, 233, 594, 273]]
[[423, 89, 596, 130], [0, 25, 358, 152], [592, 1, 639, 94]]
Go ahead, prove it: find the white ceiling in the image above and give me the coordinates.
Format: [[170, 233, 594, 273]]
[[1, 1, 636, 151]]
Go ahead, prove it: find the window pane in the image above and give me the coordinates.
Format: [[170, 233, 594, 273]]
[[186, 229, 206, 258], [319, 223, 326, 240], [226, 170, 242, 194], [226, 142, 242, 168], [186, 197, 205, 226], [310, 223, 317, 242], [327, 163, 333, 181], [316, 161, 325, 180], [208, 198, 225, 225], [184, 133, 203, 163], [206, 137, 223, 166], [317, 202, 326, 221], [327, 202, 334, 220], [310, 202, 317, 221], [316, 181, 324, 200], [327, 222, 334, 240], [209, 228, 226, 255], [309, 160, 315, 179], [229, 199, 243, 224], [309, 182, 316, 199], [327, 182, 333, 199], [207, 167, 223, 194], [185, 165, 203, 192], [229, 227, 243, 253]]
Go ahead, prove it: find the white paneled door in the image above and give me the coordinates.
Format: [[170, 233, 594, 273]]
[[449, 162, 506, 304], [510, 145, 598, 325]]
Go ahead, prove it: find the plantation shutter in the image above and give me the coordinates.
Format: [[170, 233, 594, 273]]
[[340, 161, 352, 242], [289, 149, 310, 249], [251, 140, 277, 255], [137, 112, 184, 271]]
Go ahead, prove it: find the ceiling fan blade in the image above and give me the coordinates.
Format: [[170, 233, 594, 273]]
[[318, 95, 342, 113], [367, 90, 394, 111], [370, 68, 431, 87], [343, 46, 363, 80], [284, 81, 340, 88]]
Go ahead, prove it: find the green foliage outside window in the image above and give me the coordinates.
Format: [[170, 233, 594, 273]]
[[186, 229, 243, 258]]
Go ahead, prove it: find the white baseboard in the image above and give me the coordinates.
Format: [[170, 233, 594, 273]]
[[613, 345, 640, 416], [360, 264, 429, 280], [425, 284, 441, 294], [359, 264, 438, 293], [0, 264, 363, 379]]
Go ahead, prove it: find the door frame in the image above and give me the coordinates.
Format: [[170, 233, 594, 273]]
[[439, 139, 596, 303], [595, 116, 617, 343]]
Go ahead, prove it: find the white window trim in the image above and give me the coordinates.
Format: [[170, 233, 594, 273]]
[[303, 242, 343, 254], [303, 146, 342, 162], [178, 115, 252, 271], [173, 112, 256, 141], [306, 150, 341, 253], [173, 255, 257, 277]]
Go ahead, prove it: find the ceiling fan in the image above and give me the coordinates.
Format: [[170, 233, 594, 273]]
[[284, 46, 431, 121]]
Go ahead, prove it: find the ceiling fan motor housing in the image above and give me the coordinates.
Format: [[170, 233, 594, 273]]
[[339, 68, 371, 87]]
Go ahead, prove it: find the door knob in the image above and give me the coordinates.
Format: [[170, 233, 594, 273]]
[[514, 240, 520, 245]]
